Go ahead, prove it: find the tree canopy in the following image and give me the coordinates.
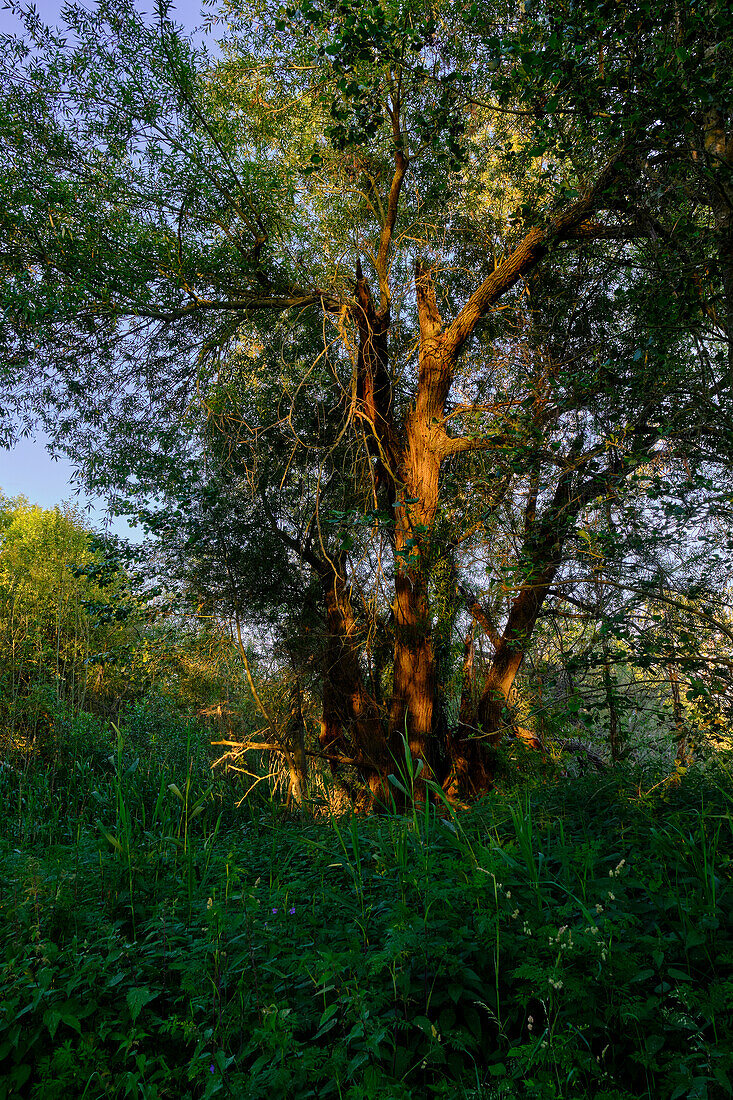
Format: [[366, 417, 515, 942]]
[[2, 0, 733, 800]]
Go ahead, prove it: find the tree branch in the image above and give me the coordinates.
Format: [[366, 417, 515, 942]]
[[457, 581, 501, 650], [415, 259, 442, 340], [563, 220, 643, 241], [375, 95, 408, 313], [443, 148, 627, 358], [126, 289, 341, 320]]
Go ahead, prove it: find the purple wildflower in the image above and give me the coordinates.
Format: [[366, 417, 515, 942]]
[[289, 907, 296, 915], [272, 907, 278, 914]]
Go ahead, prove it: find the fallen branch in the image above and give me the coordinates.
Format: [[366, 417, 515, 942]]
[[559, 738, 609, 772]]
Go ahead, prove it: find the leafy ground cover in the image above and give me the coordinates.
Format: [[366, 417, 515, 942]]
[[1, 716, 732, 1099]]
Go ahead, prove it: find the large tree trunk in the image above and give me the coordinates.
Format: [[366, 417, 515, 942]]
[[319, 561, 387, 802], [353, 259, 448, 793], [388, 567, 438, 781], [345, 155, 625, 802], [386, 277, 452, 791], [477, 589, 548, 745]]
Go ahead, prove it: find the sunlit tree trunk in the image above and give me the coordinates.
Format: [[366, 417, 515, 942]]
[[349, 156, 624, 798], [385, 271, 453, 789]]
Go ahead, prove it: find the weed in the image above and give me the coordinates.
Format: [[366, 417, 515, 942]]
[[1, 722, 732, 1097]]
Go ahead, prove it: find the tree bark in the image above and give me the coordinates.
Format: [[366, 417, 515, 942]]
[[444, 628, 494, 799], [345, 155, 626, 799], [385, 268, 452, 788], [388, 567, 438, 780], [319, 561, 387, 802], [476, 467, 580, 750]]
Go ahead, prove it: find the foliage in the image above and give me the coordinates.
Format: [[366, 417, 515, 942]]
[[2, 0, 732, 794], [0, 494, 138, 745], [0, 493, 271, 775], [3, 3, 733, 1089], [1, 729, 732, 1098]]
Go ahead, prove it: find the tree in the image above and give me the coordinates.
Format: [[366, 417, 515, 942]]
[[0, 493, 136, 745], [2, 0, 732, 798]]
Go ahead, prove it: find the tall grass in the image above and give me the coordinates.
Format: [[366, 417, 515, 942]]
[[0, 709, 731, 1098]]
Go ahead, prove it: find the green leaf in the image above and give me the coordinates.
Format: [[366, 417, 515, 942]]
[[59, 1007, 82, 1035], [98, 825, 122, 853], [10, 1066, 31, 1090], [126, 987, 157, 1022], [314, 1002, 340, 1039], [630, 969, 655, 983], [387, 774, 409, 796], [43, 1008, 62, 1040]]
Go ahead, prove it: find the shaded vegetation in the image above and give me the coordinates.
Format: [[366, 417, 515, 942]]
[[1, 710, 732, 1098]]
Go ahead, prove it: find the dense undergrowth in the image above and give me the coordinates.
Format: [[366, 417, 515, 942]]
[[1, 707, 732, 1099]]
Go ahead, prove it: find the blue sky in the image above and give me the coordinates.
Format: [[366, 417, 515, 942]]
[[0, 0, 219, 536]]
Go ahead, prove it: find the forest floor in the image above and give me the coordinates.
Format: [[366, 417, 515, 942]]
[[1, 721, 732, 1099]]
